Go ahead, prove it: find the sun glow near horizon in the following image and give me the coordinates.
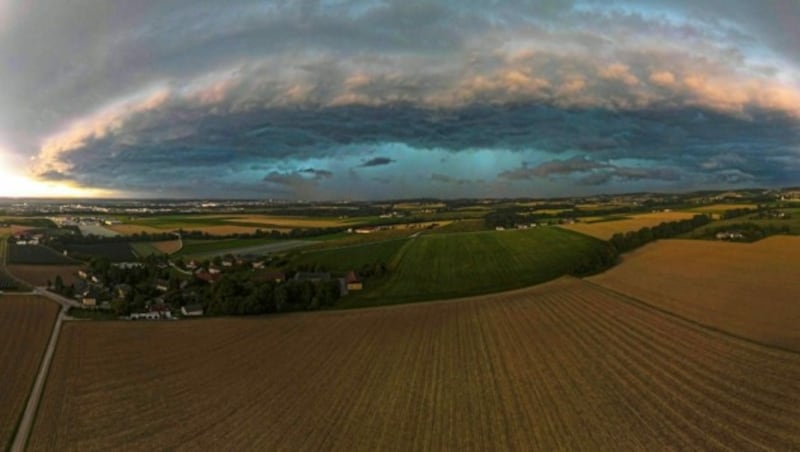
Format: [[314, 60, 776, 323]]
[[0, 152, 112, 198]]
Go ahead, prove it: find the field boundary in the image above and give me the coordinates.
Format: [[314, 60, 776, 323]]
[[580, 279, 800, 356], [7, 299, 63, 452]]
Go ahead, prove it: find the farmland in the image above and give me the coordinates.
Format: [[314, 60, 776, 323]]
[[335, 228, 612, 306], [64, 242, 137, 262], [130, 240, 182, 257], [28, 278, 800, 450], [0, 296, 59, 450], [590, 236, 800, 351], [7, 265, 84, 287], [682, 207, 800, 237], [292, 238, 410, 272], [559, 211, 697, 239], [6, 243, 78, 265], [108, 214, 356, 235], [689, 203, 758, 216], [177, 238, 311, 260], [0, 272, 18, 290]]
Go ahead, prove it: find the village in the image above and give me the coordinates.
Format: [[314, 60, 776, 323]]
[[46, 251, 366, 320]]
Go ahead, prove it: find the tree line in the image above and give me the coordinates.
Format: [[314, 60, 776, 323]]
[[609, 214, 711, 253]]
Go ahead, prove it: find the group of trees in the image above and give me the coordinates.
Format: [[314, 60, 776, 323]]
[[203, 275, 342, 316], [484, 209, 526, 229], [610, 214, 711, 253], [720, 208, 757, 220], [568, 243, 619, 276]]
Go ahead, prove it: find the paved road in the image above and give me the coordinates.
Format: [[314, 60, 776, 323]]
[[10, 307, 65, 452], [33, 287, 81, 309]]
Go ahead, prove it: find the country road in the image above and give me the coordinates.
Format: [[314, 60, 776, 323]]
[[10, 307, 65, 452]]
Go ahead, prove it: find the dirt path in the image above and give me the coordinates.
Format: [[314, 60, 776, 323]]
[[10, 307, 65, 452]]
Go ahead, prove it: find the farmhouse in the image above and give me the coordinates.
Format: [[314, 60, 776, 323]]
[[155, 279, 170, 292], [716, 231, 745, 240], [345, 271, 362, 291], [181, 304, 204, 317], [256, 270, 285, 283], [195, 269, 222, 284], [129, 312, 161, 320], [112, 262, 144, 269], [115, 284, 133, 299]]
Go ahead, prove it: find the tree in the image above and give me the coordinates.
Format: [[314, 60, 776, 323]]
[[53, 275, 64, 293]]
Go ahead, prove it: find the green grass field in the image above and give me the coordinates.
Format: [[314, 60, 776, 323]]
[[175, 238, 280, 257], [330, 227, 608, 307], [426, 219, 488, 234], [130, 242, 161, 257], [291, 238, 410, 272]]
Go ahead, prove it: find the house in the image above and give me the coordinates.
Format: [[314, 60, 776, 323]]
[[252, 261, 266, 270], [716, 231, 745, 240], [130, 312, 161, 320], [82, 296, 97, 307], [81, 287, 103, 306], [354, 228, 374, 234], [181, 304, 204, 317], [222, 259, 234, 267], [112, 262, 144, 269], [208, 266, 222, 275], [186, 260, 199, 270], [155, 279, 170, 292], [195, 270, 222, 284], [78, 270, 89, 279], [345, 271, 363, 291], [265, 270, 285, 283], [116, 284, 133, 299]]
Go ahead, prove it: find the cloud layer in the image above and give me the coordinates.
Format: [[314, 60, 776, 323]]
[[0, 0, 798, 198]]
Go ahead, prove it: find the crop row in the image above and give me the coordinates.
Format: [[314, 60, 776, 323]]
[[0, 296, 59, 450], [27, 278, 800, 450]]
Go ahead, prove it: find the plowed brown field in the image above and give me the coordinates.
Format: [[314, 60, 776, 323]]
[[0, 296, 59, 450], [28, 278, 800, 451], [590, 236, 800, 351], [7, 265, 84, 286]]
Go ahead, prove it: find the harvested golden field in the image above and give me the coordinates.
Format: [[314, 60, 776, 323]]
[[560, 211, 696, 239], [0, 296, 59, 450], [29, 278, 800, 451], [590, 236, 800, 351], [7, 265, 84, 286]]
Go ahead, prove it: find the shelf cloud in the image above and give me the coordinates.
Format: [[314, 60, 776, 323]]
[[0, 0, 798, 198]]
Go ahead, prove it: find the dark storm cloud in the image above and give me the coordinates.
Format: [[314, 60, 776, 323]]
[[359, 157, 395, 168], [37, 102, 800, 194], [500, 156, 683, 186], [430, 173, 473, 186], [1, 0, 799, 197], [498, 157, 610, 180]]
